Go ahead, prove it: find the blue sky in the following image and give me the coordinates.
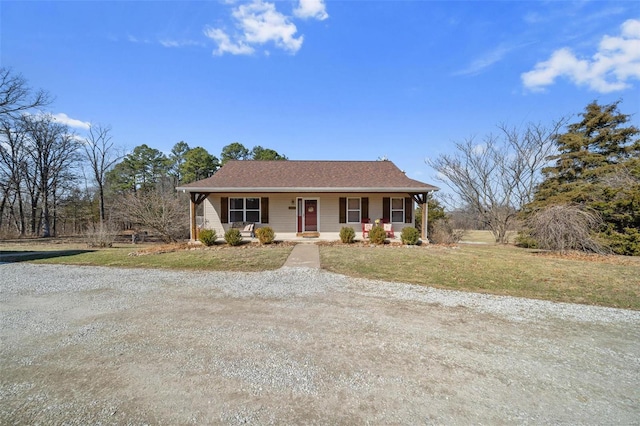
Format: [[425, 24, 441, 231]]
[[2, 0, 639, 184]]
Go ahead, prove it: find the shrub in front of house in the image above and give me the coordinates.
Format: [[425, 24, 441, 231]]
[[368, 225, 387, 245], [198, 229, 217, 246], [224, 228, 243, 246], [401, 226, 420, 245], [339, 226, 356, 243], [255, 226, 275, 244]]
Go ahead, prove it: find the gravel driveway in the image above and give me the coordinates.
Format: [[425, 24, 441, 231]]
[[1, 263, 639, 424]]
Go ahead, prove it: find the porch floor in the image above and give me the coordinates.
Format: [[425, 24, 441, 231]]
[[241, 232, 400, 242]]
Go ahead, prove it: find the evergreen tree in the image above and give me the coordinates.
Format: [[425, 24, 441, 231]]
[[169, 141, 190, 183], [529, 101, 640, 255], [220, 142, 250, 165], [106, 144, 170, 193], [415, 197, 446, 235], [181, 147, 219, 184], [251, 145, 288, 161]]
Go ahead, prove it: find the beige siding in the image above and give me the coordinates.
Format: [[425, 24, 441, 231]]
[[202, 196, 223, 236], [199, 193, 415, 239], [265, 193, 297, 233]]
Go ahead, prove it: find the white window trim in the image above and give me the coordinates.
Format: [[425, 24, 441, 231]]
[[229, 197, 261, 223], [391, 197, 405, 223], [346, 197, 361, 223]]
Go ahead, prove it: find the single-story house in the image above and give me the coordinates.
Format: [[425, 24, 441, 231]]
[[176, 160, 439, 241]]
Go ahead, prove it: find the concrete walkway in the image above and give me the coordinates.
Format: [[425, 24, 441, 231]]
[[283, 243, 321, 269]]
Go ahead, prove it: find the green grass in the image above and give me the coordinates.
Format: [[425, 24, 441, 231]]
[[319, 244, 640, 310], [459, 229, 517, 244], [0, 242, 293, 271], [459, 229, 498, 243]]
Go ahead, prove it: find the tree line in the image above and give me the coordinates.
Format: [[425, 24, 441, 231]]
[[0, 67, 286, 239], [430, 100, 639, 255]]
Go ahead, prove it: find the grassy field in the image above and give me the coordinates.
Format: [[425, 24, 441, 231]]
[[2, 238, 639, 310], [0, 241, 293, 272], [459, 229, 517, 244], [319, 244, 640, 310]]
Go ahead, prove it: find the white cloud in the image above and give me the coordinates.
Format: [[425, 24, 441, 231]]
[[232, 0, 303, 53], [205, 0, 322, 56], [472, 143, 487, 155], [522, 19, 640, 93], [293, 0, 329, 21], [204, 27, 255, 55], [52, 113, 91, 130]]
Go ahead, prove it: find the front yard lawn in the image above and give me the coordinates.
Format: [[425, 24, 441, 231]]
[[319, 244, 640, 310]]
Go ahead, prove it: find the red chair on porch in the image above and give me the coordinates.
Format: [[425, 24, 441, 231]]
[[362, 223, 373, 239], [383, 223, 394, 238]]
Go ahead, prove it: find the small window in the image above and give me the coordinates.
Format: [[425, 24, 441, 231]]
[[391, 197, 404, 223], [230, 197, 261, 223], [347, 198, 361, 223], [245, 197, 260, 222]]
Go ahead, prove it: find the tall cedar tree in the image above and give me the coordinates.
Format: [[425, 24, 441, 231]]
[[529, 101, 640, 255]]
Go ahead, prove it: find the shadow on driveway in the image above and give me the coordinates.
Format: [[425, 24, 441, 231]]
[[0, 250, 95, 263]]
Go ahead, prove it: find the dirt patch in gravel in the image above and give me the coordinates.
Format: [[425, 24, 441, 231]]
[[1, 264, 638, 424]]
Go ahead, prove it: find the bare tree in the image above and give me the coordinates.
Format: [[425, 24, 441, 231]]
[[0, 119, 29, 234], [82, 124, 122, 223], [117, 186, 189, 243], [0, 68, 52, 235], [428, 121, 565, 243], [0, 67, 52, 119], [21, 114, 81, 237]]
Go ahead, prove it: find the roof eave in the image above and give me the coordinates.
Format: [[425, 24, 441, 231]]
[[176, 186, 439, 193]]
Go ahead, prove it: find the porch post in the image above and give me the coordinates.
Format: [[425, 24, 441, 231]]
[[188, 192, 210, 241], [422, 197, 428, 241], [189, 193, 197, 241], [411, 193, 429, 242]]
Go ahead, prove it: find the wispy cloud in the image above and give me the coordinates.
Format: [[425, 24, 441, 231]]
[[159, 39, 204, 48], [455, 42, 531, 76], [205, 0, 327, 56], [127, 34, 151, 44], [293, 0, 328, 21], [522, 19, 640, 93], [52, 113, 91, 130]]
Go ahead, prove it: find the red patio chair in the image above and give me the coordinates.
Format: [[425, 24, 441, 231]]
[[362, 223, 373, 239], [383, 223, 394, 238]]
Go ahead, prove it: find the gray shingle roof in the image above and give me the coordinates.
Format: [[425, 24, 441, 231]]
[[176, 160, 439, 193]]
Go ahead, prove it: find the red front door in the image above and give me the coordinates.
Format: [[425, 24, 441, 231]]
[[304, 200, 318, 231]]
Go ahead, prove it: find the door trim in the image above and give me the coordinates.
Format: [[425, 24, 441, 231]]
[[297, 197, 319, 233]]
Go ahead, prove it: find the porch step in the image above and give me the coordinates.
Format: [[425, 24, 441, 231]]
[[297, 232, 320, 238]]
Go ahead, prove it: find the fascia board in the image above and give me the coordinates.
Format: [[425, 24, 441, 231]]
[[176, 186, 439, 193]]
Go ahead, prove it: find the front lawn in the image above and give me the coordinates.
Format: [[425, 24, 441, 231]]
[[319, 244, 640, 310], [0, 241, 293, 272]]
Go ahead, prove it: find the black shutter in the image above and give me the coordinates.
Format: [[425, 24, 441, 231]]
[[261, 197, 269, 223], [405, 197, 412, 223], [221, 197, 229, 224], [361, 197, 369, 222], [382, 197, 390, 223], [339, 197, 346, 223]]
